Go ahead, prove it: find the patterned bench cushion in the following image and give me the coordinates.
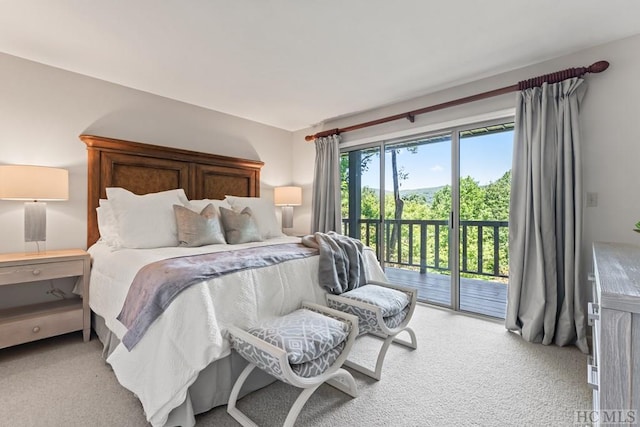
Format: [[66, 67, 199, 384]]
[[341, 284, 410, 317], [291, 341, 345, 378], [384, 305, 410, 329], [247, 308, 349, 365]]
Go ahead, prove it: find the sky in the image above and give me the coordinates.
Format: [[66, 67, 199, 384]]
[[359, 130, 514, 190]]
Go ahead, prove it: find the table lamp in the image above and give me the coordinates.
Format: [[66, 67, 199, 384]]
[[0, 165, 69, 252], [274, 186, 302, 229]]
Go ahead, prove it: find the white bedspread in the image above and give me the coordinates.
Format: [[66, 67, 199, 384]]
[[88, 236, 386, 427]]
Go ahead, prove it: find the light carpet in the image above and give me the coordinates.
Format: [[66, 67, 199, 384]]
[[0, 304, 591, 426]]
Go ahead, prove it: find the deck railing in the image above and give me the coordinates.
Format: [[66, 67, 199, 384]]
[[342, 218, 509, 278]]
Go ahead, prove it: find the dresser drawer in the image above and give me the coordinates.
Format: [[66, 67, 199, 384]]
[[0, 260, 84, 286], [0, 300, 83, 349], [587, 355, 599, 391]]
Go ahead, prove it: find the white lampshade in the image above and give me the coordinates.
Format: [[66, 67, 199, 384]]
[[0, 165, 69, 251], [274, 186, 302, 206], [0, 165, 69, 201]]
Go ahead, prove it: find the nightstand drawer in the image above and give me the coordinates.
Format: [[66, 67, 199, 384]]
[[0, 300, 83, 349], [0, 260, 84, 286]]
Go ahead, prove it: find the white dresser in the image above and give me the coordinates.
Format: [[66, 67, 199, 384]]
[[589, 242, 640, 424]]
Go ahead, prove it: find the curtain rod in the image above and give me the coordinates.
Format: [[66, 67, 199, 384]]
[[304, 60, 609, 141]]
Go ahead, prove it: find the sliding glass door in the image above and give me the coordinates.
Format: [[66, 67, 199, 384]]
[[457, 124, 513, 318], [383, 135, 452, 307], [341, 119, 513, 318]]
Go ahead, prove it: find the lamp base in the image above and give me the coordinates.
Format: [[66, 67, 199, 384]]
[[24, 241, 46, 254], [281, 206, 294, 229], [24, 201, 46, 253]]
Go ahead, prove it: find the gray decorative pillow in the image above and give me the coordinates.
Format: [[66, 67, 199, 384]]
[[219, 206, 262, 244], [173, 203, 226, 247]]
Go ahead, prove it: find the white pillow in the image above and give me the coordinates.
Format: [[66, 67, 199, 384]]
[[96, 199, 122, 248], [225, 195, 284, 239], [106, 187, 189, 249]]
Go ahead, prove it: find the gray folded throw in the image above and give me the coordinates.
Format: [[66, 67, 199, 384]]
[[301, 231, 366, 294]]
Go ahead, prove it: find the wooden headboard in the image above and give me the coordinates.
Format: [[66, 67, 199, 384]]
[[81, 135, 264, 248]]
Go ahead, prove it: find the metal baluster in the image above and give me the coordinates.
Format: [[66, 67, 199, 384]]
[[477, 225, 483, 274], [493, 224, 500, 277]]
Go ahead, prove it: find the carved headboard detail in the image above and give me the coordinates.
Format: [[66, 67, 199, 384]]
[[80, 135, 263, 247]]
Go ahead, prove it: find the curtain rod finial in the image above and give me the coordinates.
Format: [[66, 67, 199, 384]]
[[589, 61, 609, 73], [305, 135, 315, 141]]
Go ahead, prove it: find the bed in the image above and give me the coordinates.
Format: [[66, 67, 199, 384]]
[[80, 135, 386, 427]]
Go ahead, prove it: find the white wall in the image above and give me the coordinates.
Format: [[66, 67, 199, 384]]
[[0, 53, 293, 254], [289, 128, 315, 234], [292, 34, 640, 278]]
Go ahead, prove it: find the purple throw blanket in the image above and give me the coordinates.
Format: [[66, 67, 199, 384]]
[[117, 243, 319, 350]]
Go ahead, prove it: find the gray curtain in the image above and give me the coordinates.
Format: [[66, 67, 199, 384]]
[[506, 77, 588, 354], [311, 134, 342, 233]]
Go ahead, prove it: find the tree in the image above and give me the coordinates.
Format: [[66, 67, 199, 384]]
[[341, 148, 512, 280], [389, 149, 405, 249], [388, 146, 417, 252], [340, 151, 377, 219], [483, 171, 511, 221], [341, 146, 413, 243]]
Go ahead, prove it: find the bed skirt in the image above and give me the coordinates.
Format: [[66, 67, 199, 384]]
[[93, 313, 277, 427]]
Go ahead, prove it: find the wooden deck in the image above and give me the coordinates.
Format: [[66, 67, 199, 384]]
[[384, 267, 507, 318]]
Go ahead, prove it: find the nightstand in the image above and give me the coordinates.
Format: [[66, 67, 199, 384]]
[[0, 249, 90, 349]]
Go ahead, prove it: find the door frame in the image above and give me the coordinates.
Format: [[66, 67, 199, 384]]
[[340, 115, 514, 314]]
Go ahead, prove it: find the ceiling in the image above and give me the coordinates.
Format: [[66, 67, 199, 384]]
[[1, 1, 640, 132]]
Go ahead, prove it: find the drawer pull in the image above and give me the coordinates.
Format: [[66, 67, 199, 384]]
[[588, 302, 600, 325], [587, 357, 599, 390], [32, 326, 41, 333], [32, 269, 41, 276]]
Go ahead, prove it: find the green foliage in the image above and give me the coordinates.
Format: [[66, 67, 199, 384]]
[[342, 169, 512, 279], [483, 171, 511, 221], [361, 187, 380, 219]]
